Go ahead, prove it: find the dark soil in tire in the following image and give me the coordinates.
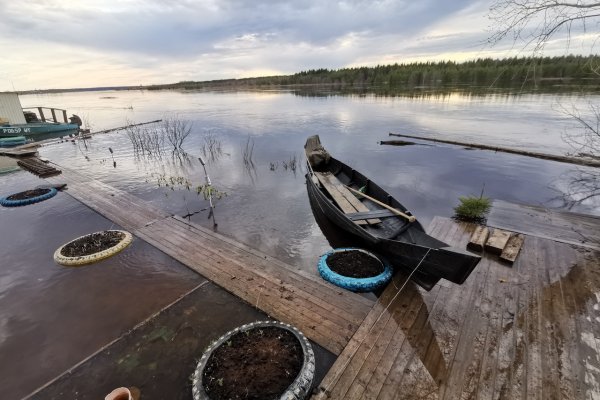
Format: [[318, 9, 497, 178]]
[[60, 231, 125, 257], [203, 326, 303, 400], [328, 251, 383, 278], [7, 188, 50, 201]]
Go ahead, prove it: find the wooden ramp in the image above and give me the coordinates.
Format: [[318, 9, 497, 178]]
[[46, 167, 374, 355], [314, 217, 600, 399], [488, 199, 600, 251]]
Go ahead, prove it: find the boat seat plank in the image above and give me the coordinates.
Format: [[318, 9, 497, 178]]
[[313, 171, 381, 225], [346, 209, 398, 221]]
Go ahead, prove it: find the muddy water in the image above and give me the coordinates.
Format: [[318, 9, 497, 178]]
[[0, 171, 204, 399]]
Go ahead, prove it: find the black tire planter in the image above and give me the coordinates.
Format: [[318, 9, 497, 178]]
[[54, 230, 133, 266], [192, 321, 315, 400], [318, 248, 393, 292], [0, 187, 57, 207]]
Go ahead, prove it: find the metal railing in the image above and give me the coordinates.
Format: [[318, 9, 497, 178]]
[[22, 107, 68, 123]]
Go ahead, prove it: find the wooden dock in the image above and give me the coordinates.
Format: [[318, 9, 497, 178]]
[[46, 167, 600, 399], [314, 215, 600, 399], [46, 167, 374, 355]]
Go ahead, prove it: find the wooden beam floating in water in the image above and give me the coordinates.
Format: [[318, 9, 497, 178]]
[[92, 119, 162, 135], [386, 132, 600, 167], [17, 157, 61, 177]]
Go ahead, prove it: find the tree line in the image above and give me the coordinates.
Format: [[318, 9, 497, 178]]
[[148, 55, 600, 92]]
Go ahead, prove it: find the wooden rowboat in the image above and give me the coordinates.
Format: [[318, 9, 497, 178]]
[[304, 135, 481, 290]]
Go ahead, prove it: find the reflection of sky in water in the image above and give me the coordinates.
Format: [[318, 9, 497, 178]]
[[32, 89, 600, 271], [0, 170, 203, 399]]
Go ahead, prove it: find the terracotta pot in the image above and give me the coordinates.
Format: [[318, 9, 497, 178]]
[[105, 387, 132, 400]]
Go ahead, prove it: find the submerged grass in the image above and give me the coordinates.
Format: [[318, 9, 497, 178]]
[[125, 117, 192, 158]]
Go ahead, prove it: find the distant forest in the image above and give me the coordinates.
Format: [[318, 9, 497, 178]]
[[148, 55, 600, 92]]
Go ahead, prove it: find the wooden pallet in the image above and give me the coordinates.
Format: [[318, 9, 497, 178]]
[[17, 157, 61, 178]]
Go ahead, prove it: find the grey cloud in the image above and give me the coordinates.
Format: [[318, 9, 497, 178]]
[[0, 0, 475, 59]]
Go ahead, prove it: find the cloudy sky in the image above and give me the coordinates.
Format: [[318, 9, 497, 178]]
[[0, 0, 595, 91]]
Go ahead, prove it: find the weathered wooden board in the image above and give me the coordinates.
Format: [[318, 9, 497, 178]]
[[467, 225, 489, 252], [500, 233, 525, 263], [314, 171, 380, 225], [485, 228, 511, 254], [488, 199, 600, 251]]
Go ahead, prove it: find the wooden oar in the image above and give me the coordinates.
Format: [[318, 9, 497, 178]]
[[345, 185, 417, 223]]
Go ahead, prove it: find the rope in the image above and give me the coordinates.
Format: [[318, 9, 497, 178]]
[[319, 248, 432, 397]]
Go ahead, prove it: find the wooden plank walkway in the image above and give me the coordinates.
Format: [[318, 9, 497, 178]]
[[48, 166, 600, 399], [46, 167, 374, 356], [313, 216, 600, 399], [488, 199, 600, 251]]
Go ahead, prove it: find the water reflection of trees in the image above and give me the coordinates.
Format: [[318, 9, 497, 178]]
[[486, 0, 600, 211], [554, 102, 600, 210]]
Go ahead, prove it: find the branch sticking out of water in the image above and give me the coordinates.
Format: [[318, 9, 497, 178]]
[[242, 136, 255, 168], [163, 117, 192, 152], [201, 130, 223, 162]]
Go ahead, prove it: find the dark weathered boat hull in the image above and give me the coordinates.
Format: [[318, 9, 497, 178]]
[[306, 177, 442, 290], [304, 153, 481, 286]]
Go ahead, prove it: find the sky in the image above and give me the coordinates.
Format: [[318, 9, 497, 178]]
[[0, 0, 596, 91]]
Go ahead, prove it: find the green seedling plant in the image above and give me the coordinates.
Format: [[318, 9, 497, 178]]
[[454, 187, 491, 222]]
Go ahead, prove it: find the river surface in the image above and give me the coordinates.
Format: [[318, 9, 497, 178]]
[[25, 89, 600, 268], [2, 88, 599, 397]]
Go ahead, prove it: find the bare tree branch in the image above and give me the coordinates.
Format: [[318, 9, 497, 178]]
[[489, 1, 600, 209], [488, 0, 600, 53]]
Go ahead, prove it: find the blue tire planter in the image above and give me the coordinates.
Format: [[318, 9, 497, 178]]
[[318, 248, 393, 292], [0, 187, 57, 207]]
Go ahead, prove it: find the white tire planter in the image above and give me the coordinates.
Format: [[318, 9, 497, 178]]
[[192, 320, 315, 400], [54, 230, 133, 266]]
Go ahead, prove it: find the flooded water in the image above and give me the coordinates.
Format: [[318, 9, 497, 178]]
[[0, 171, 204, 399], [3, 89, 600, 397], [27, 89, 600, 270]]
